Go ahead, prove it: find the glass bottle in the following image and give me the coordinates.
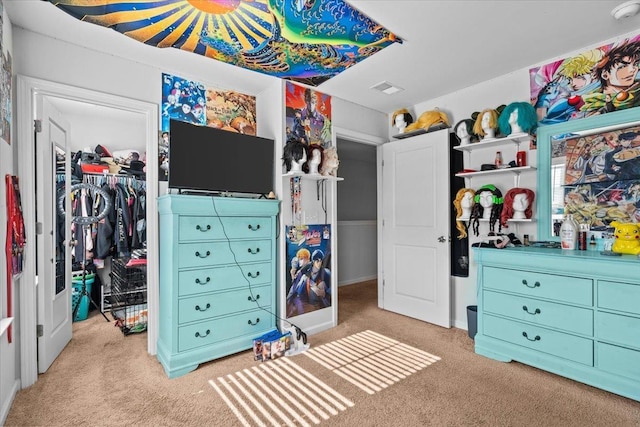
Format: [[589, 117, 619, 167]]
[[494, 151, 503, 168]]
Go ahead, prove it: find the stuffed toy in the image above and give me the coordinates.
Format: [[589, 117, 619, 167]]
[[320, 146, 339, 177], [404, 109, 450, 133], [610, 221, 640, 255]]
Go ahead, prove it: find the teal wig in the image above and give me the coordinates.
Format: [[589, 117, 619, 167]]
[[498, 102, 538, 136]]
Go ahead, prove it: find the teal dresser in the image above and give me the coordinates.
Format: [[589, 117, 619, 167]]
[[157, 195, 280, 378], [474, 247, 640, 401]]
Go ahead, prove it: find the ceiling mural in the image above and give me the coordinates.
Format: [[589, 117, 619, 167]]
[[49, 0, 402, 86]]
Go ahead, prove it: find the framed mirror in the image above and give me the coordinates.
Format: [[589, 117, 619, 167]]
[[537, 108, 640, 241]]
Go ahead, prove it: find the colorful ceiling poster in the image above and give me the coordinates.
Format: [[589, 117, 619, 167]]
[[49, 0, 401, 86], [530, 34, 640, 126], [285, 224, 332, 319], [285, 81, 332, 148]]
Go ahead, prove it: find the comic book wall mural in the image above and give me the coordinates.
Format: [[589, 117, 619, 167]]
[[159, 72, 257, 181], [530, 34, 640, 126], [556, 124, 640, 227], [285, 224, 332, 319], [49, 0, 401, 86], [285, 82, 332, 148]]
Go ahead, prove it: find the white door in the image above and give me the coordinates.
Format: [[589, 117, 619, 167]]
[[36, 96, 73, 373], [381, 130, 451, 327]]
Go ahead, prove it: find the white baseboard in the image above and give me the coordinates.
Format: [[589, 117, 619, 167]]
[[1, 378, 20, 426], [338, 275, 377, 286]]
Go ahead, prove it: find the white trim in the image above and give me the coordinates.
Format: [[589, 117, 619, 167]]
[[17, 75, 159, 388], [334, 126, 386, 146], [0, 317, 13, 337], [0, 378, 19, 426]]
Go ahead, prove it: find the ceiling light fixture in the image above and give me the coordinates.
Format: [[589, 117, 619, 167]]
[[370, 81, 404, 95], [611, 0, 640, 20]]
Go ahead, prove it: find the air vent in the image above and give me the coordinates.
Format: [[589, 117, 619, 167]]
[[370, 81, 404, 95]]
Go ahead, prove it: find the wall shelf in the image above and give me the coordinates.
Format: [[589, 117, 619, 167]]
[[455, 165, 536, 179], [283, 172, 344, 181], [453, 134, 530, 152]]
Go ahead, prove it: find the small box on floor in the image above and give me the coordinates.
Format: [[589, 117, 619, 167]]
[[253, 329, 292, 362]]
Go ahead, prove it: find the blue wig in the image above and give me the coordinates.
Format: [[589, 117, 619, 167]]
[[498, 102, 538, 136]]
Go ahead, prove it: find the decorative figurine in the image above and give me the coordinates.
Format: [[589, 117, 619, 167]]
[[610, 221, 640, 255], [498, 102, 538, 137], [320, 146, 339, 177]]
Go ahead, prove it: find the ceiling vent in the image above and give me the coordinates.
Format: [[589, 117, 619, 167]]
[[370, 81, 404, 95]]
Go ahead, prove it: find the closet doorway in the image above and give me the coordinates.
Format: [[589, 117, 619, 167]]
[[16, 76, 159, 387]]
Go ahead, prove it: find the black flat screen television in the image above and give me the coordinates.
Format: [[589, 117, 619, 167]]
[[168, 119, 274, 196]]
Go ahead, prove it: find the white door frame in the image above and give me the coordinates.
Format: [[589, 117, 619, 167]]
[[16, 75, 159, 388]]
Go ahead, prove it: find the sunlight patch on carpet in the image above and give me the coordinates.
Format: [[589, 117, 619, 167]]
[[209, 357, 354, 427], [303, 330, 441, 395]]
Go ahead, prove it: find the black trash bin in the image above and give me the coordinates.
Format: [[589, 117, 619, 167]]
[[467, 305, 477, 339]]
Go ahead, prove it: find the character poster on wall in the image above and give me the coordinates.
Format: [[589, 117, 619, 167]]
[[205, 89, 257, 135], [285, 224, 332, 319], [161, 73, 207, 131], [530, 34, 640, 127], [285, 82, 332, 148]]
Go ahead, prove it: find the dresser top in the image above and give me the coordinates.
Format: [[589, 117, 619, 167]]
[[158, 194, 280, 216]]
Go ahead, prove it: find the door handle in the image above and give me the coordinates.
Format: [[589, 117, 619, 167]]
[[437, 236, 448, 243]]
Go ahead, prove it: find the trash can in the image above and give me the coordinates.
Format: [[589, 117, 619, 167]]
[[467, 305, 477, 339]]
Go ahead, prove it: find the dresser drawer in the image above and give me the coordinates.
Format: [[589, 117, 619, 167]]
[[598, 280, 640, 316], [178, 262, 271, 297], [179, 216, 272, 242], [596, 312, 640, 350], [483, 314, 593, 365], [483, 290, 593, 336], [178, 285, 271, 324], [597, 343, 640, 381], [178, 309, 271, 352], [483, 267, 593, 306], [179, 240, 271, 268]]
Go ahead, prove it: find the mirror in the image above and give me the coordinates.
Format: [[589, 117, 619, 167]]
[[537, 108, 640, 241]]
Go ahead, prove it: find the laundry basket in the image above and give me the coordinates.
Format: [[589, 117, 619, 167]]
[[71, 271, 95, 322]]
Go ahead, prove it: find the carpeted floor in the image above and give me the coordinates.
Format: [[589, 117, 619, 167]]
[[5, 280, 640, 426]]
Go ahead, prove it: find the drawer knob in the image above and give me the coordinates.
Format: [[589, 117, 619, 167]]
[[195, 250, 211, 258], [196, 224, 211, 232], [522, 280, 540, 288], [522, 332, 541, 342], [195, 303, 211, 312], [248, 294, 260, 302], [195, 329, 211, 338], [248, 224, 261, 231], [247, 271, 260, 278], [522, 305, 541, 315], [195, 277, 211, 285], [248, 318, 260, 326], [247, 247, 260, 254]]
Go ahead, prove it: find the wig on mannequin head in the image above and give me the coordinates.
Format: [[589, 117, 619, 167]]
[[453, 188, 475, 239], [391, 108, 414, 129], [282, 137, 307, 172], [498, 102, 538, 136], [453, 118, 477, 143], [470, 184, 503, 236], [306, 144, 324, 173], [501, 187, 535, 228], [472, 109, 499, 137]]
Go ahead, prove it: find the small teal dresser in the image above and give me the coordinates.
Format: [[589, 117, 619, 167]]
[[157, 195, 280, 378], [474, 246, 640, 401]]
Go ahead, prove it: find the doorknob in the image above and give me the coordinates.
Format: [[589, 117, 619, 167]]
[[438, 236, 447, 243], [69, 239, 77, 247]]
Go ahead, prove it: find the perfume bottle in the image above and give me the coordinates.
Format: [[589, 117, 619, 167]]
[[494, 151, 503, 167]]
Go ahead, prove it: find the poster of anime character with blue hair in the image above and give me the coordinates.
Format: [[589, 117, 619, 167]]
[[530, 34, 640, 126], [161, 73, 207, 131], [285, 224, 332, 318]]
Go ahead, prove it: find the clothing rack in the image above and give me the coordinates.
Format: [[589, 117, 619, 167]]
[[82, 172, 146, 189]]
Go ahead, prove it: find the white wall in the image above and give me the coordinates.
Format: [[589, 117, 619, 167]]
[[399, 27, 640, 331], [0, 6, 18, 425]]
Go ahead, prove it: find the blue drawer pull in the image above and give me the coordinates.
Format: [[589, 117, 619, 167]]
[[522, 305, 541, 315], [195, 250, 211, 258], [522, 332, 541, 342], [522, 280, 540, 288], [195, 329, 211, 338], [248, 294, 260, 302], [196, 224, 211, 232], [195, 303, 211, 312], [248, 318, 260, 326], [248, 224, 261, 231], [247, 247, 260, 254], [247, 271, 260, 278], [195, 276, 211, 285]]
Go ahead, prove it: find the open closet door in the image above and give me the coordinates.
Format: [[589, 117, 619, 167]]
[[36, 96, 73, 373]]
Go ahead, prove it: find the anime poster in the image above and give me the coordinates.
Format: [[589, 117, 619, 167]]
[[285, 82, 332, 148], [161, 73, 207, 131], [205, 89, 257, 135], [285, 224, 332, 319], [562, 125, 640, 226], [530, 34, 640, 126]]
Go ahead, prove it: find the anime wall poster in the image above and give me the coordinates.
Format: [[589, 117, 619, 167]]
[[530, 33, 640, 126], [561, 124, 640, 226], [161, 73, 207, 131], [285, 224, 332, 319], [285, 82, 332, 148]]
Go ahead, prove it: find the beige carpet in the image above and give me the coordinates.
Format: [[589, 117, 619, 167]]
[[5, 280, 640, 426]]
